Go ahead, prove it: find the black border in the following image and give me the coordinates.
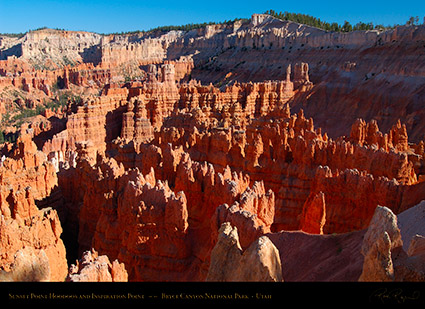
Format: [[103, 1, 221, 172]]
[[2, 282, 425, 305]]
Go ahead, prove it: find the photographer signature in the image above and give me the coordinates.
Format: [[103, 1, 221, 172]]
[[370, 288, 420, 304]]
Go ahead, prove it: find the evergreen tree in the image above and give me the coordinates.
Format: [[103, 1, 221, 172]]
[[330, 22, 340, 32], [342, 21, 353, 32]]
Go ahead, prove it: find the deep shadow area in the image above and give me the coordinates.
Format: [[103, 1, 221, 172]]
[[105, 106, 126, 151], [79, 44, 102, 66], [33, 116, 67, 151], [35, 182, 80, 266], [0, 43, 22, 60]]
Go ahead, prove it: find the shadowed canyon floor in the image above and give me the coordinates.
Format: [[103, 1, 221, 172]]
[[1, 14, 425, 282]]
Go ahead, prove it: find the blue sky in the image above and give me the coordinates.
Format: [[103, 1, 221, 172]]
[[0, 0, 424, 34]]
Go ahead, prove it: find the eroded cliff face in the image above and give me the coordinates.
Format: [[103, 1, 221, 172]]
[[2, 15, 425, 142], [0, 132, 67, 281], [1, 14, 425, 282]]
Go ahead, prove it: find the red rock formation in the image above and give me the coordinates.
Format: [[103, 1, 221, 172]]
[[56, 153, 189, 280], [300, 191, 326, 234], [120, 97, 154, 144], [350, 118, 410, 153], [213, 181, 274, 249], [63, 94, 127, 156], [1, 68, 422, 283], [0, 58, 61, 96], [58, 144, 283, 281], [93, 169, 191, 281], [64, 63, 114, 89], [153, 99, 419, 234], [0, 134, 67, 281], [293, 62, 313, 91]]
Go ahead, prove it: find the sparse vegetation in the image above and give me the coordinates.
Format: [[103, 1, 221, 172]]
[[0, 27, 63, 38], [1, 93, 79, 129], [0, 32, 25, 38], [99, 18, 248, 36], [62, 56, 75, 67], [264, 9, 425, 32]]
